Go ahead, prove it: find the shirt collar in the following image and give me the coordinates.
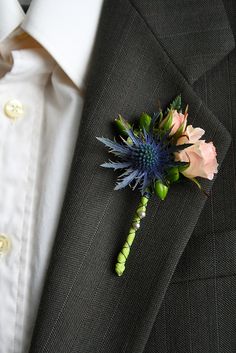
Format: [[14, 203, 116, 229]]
[[0, 0, 24, 41], [0, 0, 104, 88]]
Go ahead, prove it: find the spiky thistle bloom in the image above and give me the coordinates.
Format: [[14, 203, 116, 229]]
[[97, 112, 187, 196], [98, 129, 177, 193]]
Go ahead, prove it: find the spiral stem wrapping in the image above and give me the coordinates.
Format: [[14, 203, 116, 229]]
[[115, 194, 150, 276]]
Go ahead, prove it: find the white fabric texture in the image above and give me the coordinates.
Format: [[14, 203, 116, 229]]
[[0, 0, 104, 352]]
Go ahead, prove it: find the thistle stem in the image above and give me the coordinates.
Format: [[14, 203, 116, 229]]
[[115, 193, 150, 276]]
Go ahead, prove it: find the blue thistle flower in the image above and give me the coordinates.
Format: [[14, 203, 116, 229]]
[[97, 115, 182, 195]]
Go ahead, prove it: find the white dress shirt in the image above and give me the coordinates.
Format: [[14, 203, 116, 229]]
[[0, 1, 104, 353]]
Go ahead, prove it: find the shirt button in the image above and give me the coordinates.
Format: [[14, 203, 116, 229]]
[[0, 234, 11, 255], [4, 99, 24, 120]]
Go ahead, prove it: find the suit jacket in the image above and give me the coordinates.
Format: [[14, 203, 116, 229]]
[[29, 0, 236, 352]]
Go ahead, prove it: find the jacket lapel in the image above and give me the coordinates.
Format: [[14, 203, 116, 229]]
[[130, 0, 235, 84], [29, 0, 234, 352]]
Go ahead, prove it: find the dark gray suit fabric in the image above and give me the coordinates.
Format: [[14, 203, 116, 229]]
[[144, 1, 236, 352], [29, 0, 235, 352]]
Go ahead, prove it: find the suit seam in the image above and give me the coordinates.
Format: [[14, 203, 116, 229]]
[[163, 299, 168, 353], [172, 271, 236, 285], [211, 191, 221, 353], [227, 56, 236, 191], [187, 246, 193, 353], [157, 26, 232, 39]]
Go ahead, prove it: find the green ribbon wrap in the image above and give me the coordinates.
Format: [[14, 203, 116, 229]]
[[115, 195, 150, 276]]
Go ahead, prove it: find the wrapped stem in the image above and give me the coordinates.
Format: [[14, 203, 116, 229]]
[[115, 194, 150, 276]]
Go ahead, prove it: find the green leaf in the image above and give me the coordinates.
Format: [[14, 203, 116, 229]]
[[178, 162, 190, 172], [191, 178, 209, 197], [172, 143, 192, 153], [191, 177, 202, 190], [170, 95, 182, 111]]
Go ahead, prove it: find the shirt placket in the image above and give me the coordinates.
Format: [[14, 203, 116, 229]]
[[0, 51, 47, 353]]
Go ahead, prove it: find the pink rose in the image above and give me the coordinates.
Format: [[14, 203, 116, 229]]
[[177, 125, 205, 144], [175, 125, 218, 180], [170, 110, 187, 136], [161, 110, 187, 136]]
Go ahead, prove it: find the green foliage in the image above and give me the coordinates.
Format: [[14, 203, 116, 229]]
[[170, 95, 182, 111], [178, 162, 190, 173]]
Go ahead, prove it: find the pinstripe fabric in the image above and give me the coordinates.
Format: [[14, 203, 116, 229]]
[[144, 1, 236, 352], [29, 0, 235, 352]]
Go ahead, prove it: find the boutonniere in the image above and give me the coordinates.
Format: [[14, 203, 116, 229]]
[[97, 95, 218, 276]]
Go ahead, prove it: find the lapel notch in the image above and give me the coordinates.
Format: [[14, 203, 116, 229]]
[[130, 0, 235, 84]]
